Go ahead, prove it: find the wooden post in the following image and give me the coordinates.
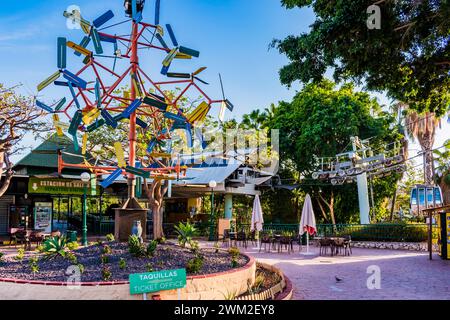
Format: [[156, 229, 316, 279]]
[[428, 210, 432, 261]]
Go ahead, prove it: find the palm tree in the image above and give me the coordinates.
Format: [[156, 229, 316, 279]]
[[404, 108, 440, 185], [433, 140, 450, 204], [241, 109, 268, 130]]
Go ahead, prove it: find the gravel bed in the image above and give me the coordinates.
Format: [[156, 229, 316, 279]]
[[0, 242, 249, 282]]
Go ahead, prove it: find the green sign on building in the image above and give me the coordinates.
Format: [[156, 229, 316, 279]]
[[28, 177, 100, 195], [129, 269, 187, 295]]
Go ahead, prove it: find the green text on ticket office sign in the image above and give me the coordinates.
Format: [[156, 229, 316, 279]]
[[129, 269, 187, 295]]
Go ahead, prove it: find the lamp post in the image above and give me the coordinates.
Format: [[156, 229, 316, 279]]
[[80, 172, 90, 246], [208, 180, 217, 241]]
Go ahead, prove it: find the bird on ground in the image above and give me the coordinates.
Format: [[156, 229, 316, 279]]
[[335, 276, 343, 283]]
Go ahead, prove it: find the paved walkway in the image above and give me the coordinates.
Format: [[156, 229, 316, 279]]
[[201, 241, 450, 300]]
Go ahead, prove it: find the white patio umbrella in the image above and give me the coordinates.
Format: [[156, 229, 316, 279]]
[[251, 194, 264, 250], [299, 194, 317, 255]]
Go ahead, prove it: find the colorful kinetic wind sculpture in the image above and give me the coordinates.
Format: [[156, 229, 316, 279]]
[[35, 0, 234, 195]]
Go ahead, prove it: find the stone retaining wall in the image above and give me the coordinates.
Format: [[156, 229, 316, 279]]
[[0, 255, 256, 300], [351, 241, 438, 252]]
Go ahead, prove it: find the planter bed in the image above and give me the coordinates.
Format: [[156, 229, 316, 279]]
[[0, 242, 248, 282]]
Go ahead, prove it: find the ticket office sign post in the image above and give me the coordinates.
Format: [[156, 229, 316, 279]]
[[129, 268, 187, 300]]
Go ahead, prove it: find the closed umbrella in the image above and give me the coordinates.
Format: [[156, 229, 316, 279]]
[[299, 194, 317, 255], [251, 194, 264, 249]]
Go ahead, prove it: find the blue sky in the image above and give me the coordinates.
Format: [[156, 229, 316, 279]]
[[1, 0, 448, 162]]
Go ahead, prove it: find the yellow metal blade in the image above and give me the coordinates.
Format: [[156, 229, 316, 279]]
[[162, 48, 178, 67], [81, 133, 88, 155], [187, 101, 211, 124], [193, 67, 207, 76], [82, 108, 100, 125], [175, 53, 192, 60], [156, 25, 164, 36], [84, 159, 94, 173], [53, 114, 64, 136], [67, 41, 92, 56], [114, 142, 126, 168], [37, 70, 61, 92]]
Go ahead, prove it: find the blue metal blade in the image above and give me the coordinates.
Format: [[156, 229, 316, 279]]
[[63, 70, 87, 89], [93, 10, 114, 28], [122, 99, 142, 118], [100, 168, 122, 189], [68, 82, 81, 109], [57, 37, 67, 69], [166, 24, 178, 47], [155, 0, 161, 25], [101, 109, 118, 129], [36, 100, 53, 113]]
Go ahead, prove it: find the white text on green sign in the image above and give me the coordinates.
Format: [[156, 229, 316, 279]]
[[129, 268, 187, 295]]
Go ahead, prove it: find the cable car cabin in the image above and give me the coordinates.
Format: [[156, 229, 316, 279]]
[[410, 185, 443, 215]]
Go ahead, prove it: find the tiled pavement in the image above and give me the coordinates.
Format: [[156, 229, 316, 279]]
[[202, 242, 450, 300], [244, 246, 450, 300]]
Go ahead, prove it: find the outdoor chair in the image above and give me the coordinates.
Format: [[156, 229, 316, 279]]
[[333, 238, 346, 256], [51, 230, 61, 238], [247, 230, 257, 246], [319, 238, 334, 256], [15, 230, 32, 250], [236, 231, 247, 249], [343, 235, 352, 256], [9, 228, 22, 246], [222, 229, 237, 247], [29, 232, 45, 248], [278, 236, 293, 254], [259, 233, 275, 253]]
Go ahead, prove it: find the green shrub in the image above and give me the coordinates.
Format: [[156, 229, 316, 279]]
[[339, 223, 429, 242], [175, 221, 197, 248], [146, 263, 154, 272], [0, 252, 4, 263], [228, 247, 240, 259], [231, 258, 238, 268], [157, 237, 166, 244], [186, 255, 204, 274], [66, 251, 78, 264], [77, 264, 85, 274], [128, 235, 145, 257], [35, 245, 44, 253], [102, 266, 112, 281], [67, 241, 79, 251], [102, 244, 112, 255], [15, 248, 25, 261], [189, 240, 200, 253], [119, 258, 126, 270], [101, 254, 110, 264], [42, 236, 67, 259], [105, 234, 115, 242], [29, 256, 39, 274], [146, 240, 158, 257]]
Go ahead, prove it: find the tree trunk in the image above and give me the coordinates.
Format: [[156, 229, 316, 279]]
[[390, 186, 398, 221], [418, 130, 436, 185], [0, 150, 13, 198], [143, 178, 168, 240]]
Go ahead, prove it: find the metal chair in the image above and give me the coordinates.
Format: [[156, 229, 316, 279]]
[[319, 238, 334, 256], [237, 231, 247, 249]]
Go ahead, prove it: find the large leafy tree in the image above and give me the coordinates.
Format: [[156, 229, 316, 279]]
[[0, 84, 47, 197], [272, 80, 403, 223], [273, 0, 450, 115]]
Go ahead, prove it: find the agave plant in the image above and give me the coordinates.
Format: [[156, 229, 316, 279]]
[[42, 236, 67, 259], [174, 221, 198, 248]]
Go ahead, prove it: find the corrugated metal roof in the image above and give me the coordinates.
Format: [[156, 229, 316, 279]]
[[14, 134, 88, 170], [175, 162, 241, 185]]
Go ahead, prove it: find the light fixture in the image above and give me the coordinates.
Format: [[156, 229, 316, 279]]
[[209, 180, 217, 189], [81, 172, 91, 183]]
